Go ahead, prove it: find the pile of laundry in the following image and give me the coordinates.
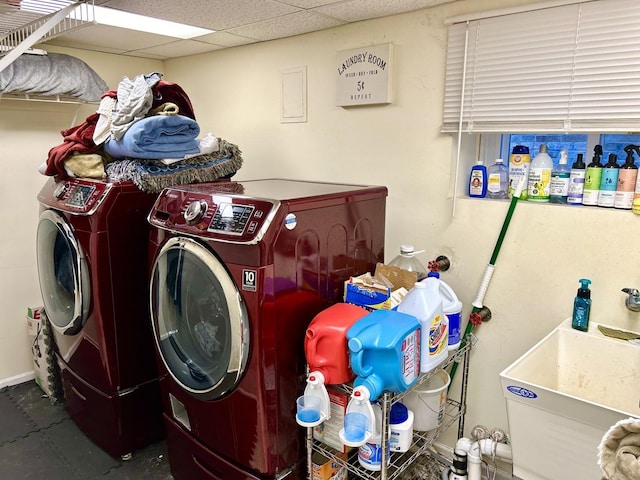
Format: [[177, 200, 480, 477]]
[[40, 72, 243, 192]]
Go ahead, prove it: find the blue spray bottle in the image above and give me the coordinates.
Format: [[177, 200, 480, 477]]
[[572, 279, 592, 332]]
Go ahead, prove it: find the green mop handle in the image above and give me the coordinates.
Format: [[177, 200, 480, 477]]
[[449, 186, 522, 384]]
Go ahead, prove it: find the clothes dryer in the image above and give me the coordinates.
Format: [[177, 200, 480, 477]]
[[36, 177, 164, 459], [147, 179, 387, 480]]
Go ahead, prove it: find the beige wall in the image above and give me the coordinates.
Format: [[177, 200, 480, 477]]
[[0, 49, 163, 386], [2, 0, 638, 461]]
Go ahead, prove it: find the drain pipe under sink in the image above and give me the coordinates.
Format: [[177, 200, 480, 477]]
[[442, 437, 513, 480]]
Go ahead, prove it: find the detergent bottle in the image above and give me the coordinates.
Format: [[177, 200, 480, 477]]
[[426, 272, 463, 351], [347, 310, 421, 400], [304, 302, 369, 385], [397, 278, 448, 373], [339, 386, 376, 447]]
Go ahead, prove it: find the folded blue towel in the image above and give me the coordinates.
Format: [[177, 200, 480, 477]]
[[104, 114, 200, 159]]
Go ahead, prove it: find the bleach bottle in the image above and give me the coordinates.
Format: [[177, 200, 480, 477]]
[[398, 278, 448, 373], [426, 272, 462, 351], [347, 310, 421, 400], [357, 401, 391, 471]]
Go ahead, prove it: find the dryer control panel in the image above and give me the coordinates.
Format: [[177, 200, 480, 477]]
[[38, 178, 111, 215], [149, 187, 279, 244]]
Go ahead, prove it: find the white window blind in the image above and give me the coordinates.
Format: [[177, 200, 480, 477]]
[[442, 0, 640, 133]]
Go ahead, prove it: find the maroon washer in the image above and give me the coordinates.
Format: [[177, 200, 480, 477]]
[[147, 179, 387, 480], [36, 177, 164, 459]]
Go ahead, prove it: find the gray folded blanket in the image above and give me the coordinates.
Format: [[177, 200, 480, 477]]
[[0, 53, 108, 102]]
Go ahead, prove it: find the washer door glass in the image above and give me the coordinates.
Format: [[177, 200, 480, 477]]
[[36, 210, 90, 335], [151, 237, 249, 399]]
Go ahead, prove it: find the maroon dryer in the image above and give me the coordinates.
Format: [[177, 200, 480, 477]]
[[36, 177, 164, 459], [146, 178, 387, 480]]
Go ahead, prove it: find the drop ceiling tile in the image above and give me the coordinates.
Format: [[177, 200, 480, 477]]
[[226, 10, 345, 42], [131, 39, 226, 59], [100, 0, 302, 30], [195, 31, 258, 47], [45, 24, 179, 52], [274, 0, 344, 8], [313, 0, 454, 22]]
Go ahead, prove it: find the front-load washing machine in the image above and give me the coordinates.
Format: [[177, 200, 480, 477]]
[[36, 177, 164, 459], [147, 178, 387, 480]]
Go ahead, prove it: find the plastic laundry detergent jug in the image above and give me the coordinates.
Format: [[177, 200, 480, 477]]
[[347, 310, 421, 401], [304, 302, 369, 385], [426, 272, 463, 351], [398, 277, 448, 373]]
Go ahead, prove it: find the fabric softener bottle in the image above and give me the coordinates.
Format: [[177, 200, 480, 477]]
[[572, 278, 592, 332]]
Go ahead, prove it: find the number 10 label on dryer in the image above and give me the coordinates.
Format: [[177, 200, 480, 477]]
[[242, 270, 257, 291]]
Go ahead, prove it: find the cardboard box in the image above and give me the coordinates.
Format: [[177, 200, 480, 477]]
[[343, 274, 392, 311], [343, 267, 408, 311], [311, 448, 348, 480], [313, 387, 349, 453]]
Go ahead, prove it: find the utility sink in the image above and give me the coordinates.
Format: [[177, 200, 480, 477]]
[[500, 318, 640, 480]]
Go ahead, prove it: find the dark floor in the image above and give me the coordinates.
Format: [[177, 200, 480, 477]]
[[0, 380, 173, 479]]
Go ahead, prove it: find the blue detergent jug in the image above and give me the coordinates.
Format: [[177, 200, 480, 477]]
[[347, 310, 421, 401]]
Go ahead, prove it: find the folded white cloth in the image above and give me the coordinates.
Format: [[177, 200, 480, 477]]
[[598, 417, 640, 480]]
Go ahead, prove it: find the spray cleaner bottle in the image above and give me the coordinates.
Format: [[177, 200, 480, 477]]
[[615, 145, 639, 210], [597, 153, 619, 208], [550, 149, 570, 203]]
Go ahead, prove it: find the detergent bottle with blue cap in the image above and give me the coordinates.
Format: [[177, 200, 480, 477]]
[[426, 272, 462, 351], [347, 310, 421, 401], [398, 278, 448, 373]]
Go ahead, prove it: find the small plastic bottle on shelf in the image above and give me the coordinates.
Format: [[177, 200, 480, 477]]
[[527, 144, 553, 202], [582, 145, 603, 206], [597, 153, 619, 208], [486, 158, 508, 199], [567, 153, 586, 205], [468, 160, 487, 198], [508, 145, 530, 200], [388, 244, 428, 281], [614, 145, 638, 210], [549, 149, 570, 204]]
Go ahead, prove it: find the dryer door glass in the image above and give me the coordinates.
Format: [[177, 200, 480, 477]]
[[36, 210, 90, 335], [151, 237, 249, 399]]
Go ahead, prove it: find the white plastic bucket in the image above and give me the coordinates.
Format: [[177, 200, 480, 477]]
[[402, 369, 450, 431]]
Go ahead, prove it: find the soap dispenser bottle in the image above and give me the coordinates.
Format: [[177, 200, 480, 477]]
[[582, 145, 604, 206], [572, 278, 592, 332], [567, 153, 586, 205]]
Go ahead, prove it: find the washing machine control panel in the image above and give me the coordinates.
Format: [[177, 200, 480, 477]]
[[39, 179, 111, 215], [150, 189, 278, 243]]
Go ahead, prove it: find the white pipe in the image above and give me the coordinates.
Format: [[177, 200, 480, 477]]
[[454, 437, 513, 480]]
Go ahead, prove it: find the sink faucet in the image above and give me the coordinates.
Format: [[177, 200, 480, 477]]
[[622, 288, 640, 312]]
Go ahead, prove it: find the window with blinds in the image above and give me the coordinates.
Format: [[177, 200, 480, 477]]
[[442, 0, 640, 134]]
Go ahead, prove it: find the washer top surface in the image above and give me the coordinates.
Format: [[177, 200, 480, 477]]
[[172, 178, 385, 201]]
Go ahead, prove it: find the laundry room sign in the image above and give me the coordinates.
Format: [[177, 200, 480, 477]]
[[336, 43, 393, 107]]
